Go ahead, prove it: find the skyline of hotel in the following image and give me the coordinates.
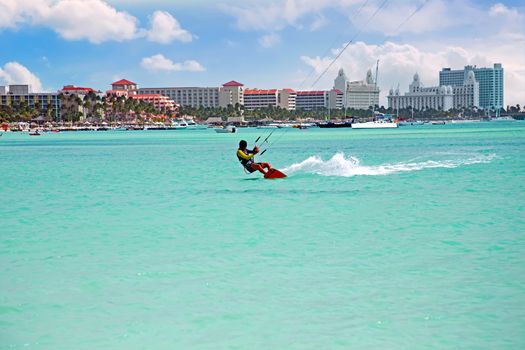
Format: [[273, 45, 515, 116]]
[[0, 63, 507, 121]]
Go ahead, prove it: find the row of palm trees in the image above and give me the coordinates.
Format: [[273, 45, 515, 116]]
[[179, 103, 522, 122], [0, 92, 171, 124], [59, 92, 171, 124]]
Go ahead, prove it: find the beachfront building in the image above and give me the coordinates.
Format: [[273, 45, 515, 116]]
[[0, 84, 61, 121], [333, 68, 348, 107], [451, 70, 479, 109], [136, 80, 245, 109], [296, 91, 328, 110], [295, 89, 344, 110], [111, 79, 138, 95], [243, 89, 297, 111], [333, 68, 380, 110], [243, 89, 278, 110], [439, 64, 503, 110], [278, 89, 297, 110], [346, 70, 380, 109], [130, 94, 177, 113], [138, 86, 220, 108], [219, 81, 244, 108], [59, 85, 103, 121], [329, 89, 344, 110], [388, 73, 454, 111]]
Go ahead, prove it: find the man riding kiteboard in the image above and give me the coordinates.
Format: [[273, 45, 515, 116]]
[[236, 140, 272, 175]]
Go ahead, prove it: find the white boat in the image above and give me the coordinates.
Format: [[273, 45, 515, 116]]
[[398, 120, 424, 126], [184, 119, 207, 129], [214, 125, 236, 133], [171, 121, 187, 130], [257, 124, 279, 129], [431, 120, 446, 125], [276, 123, 293, 128], [352, 120, 398, 129], [491, 116, 515, 122]]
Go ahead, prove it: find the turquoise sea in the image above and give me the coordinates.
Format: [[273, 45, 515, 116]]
[[1, 123, 524, 349]]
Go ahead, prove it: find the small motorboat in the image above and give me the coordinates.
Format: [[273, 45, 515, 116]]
[[214, 125, 236, 133], [29, 130, 41, 136]]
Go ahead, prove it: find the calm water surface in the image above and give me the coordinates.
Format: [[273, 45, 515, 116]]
[[1, 123, 524, 349]]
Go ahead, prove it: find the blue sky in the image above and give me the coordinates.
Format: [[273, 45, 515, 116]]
[[0, 0, 524, 105]]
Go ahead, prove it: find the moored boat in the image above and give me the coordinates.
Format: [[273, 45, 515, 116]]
[[317, 121, 352, 128], [352, 120, 398, 129], [214, 125, 236, 133]]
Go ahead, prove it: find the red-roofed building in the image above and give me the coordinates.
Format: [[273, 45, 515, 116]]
[[219, 80, 244, 108], [59, 85, 104, 121], [295, 89, 344, 110], [243, 89, 278, 110], [222, 80, 244, 87], [296, 90, 328, 110], [111, 79, 138, 94], [243, 88, 296, 111], [60, 85, 99, 94], [130, 94, 177, 112]]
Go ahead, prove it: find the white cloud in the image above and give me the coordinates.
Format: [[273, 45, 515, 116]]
[[225, 0, 349, 31], [0, 0, 138, 43], [259, 33, 281, 48], [45, 0, 138, 43], [0, 1, 193, 44], [141, 54, 205, 72], [146, 10, 193, 44], [0, 62, 43, 92], [310, 14, 328, 31]]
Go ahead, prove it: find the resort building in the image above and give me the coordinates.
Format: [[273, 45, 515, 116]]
[[219, 81, 244, 108], [243, 89, 278, 110], [333, 68, 380, 110], [243, 88, 298, 111], [59, 85, 103, 121], [0, 84, 61, 121], [329, 89, 344, 110], [346, 70, 380, 109], [130, 94, 177, 112], [110, 79, 138, 95], [451, 71, 479, 109], [439, 64, 503, 110], [387, 73, 454, 111], [295, 89, 344, 110], [333, 68, 348, 107], [278, 89, 297, 110], [138, 86, 220, 108], [296, 91, 328, 110]]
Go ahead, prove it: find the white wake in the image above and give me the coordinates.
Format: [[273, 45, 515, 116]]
[[282, 152, 496, 177]]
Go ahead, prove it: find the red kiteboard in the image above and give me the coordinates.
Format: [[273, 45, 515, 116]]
[[264, 168, 287, 179]]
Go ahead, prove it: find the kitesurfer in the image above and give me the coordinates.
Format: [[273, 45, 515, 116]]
[[237, 140, 272, 175]]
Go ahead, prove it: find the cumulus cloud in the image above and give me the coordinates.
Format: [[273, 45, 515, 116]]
[[225, 0, 350, 31], [146, 11, 193, 44], [259, 33, 281, 48], [0, 62, 43, 92], [141, 54, 205, 72], [0, 0, 193, 44], [0, 0, 137, 43], [300, 40, 524, 106], [45, 0, 138, 43]]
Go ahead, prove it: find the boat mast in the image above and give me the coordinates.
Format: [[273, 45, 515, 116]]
[[374, 59, 379, 118]]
